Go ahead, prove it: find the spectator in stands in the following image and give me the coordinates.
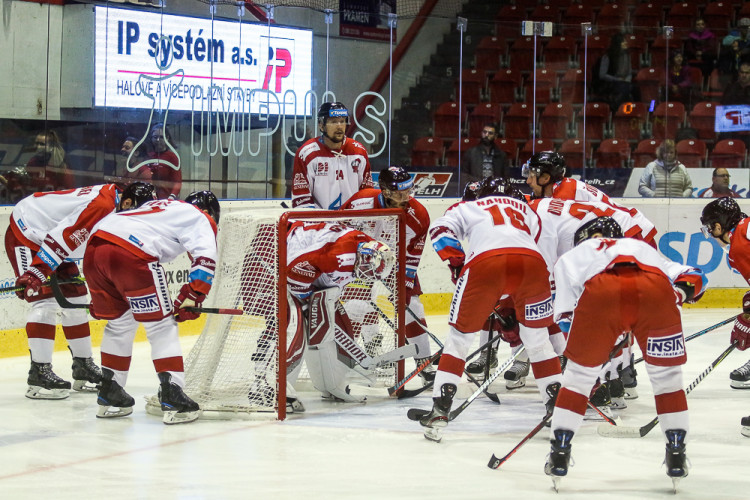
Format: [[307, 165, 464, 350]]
[[25, 130, 74, 192], [593, 33, 636, 112], [460, 123, 508, 183], [665, 51, 701, 107], [696, 168, 741, 198], [146, 123, 181, 200], [119, 136, 148, 178], [720, 62, 750, 147], [638, 140, 693, 198], [719, 18, 750, 82], [685, 18, 717, 80]]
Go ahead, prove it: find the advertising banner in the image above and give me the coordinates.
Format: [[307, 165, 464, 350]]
[[339, 0, 396, 42]]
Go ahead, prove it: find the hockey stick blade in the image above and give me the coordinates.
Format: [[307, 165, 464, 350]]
[[388, 351, 441, 396], [598, 342, 737, 438], [465, 370, 500, 404], [633, 316, 734, 365], [407, 408, 431, 421], [399, 381, 433, 399], [488, 413, 552, 469]]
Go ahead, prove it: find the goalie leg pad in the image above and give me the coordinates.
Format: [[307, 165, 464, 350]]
[[306, 288, 366, 402]]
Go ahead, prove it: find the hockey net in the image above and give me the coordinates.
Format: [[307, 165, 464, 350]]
[[182, 208, 406, 420]]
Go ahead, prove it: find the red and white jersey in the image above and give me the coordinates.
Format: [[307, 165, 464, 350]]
[[728, 217, 750, 283], [342, 188, 429, 284], [291, 136, 373, 210], [531, 198, 658, 271], [553, 238, 698, 322], [429, 196, 543, 267], [10, 184, 118, 270], [90, 199, 218, 294], [551, 177, 641, 215], [286, 221, 373, 299]]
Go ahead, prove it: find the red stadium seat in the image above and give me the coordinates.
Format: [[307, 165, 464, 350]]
[[666, 3, 698, 31], [595, 138, 631, 168], [455, 68, 486, 106], [529, 4, 560, 24], [525, 69, 556, 105], [560, 138, 593, 168], [632, 139, 661, 168], [488, 68, 523, 104], [496, 5, 525, 39], [624, 33, 647, 70], [467, 103, 502, 136], [475, 36, 506, 72], [597, 4, 627, 36], [410, 136, 444, 167], [545, 36, 578, 74], [578, 34, 610, 79], [504, 102, 536, 141], [632, 3, 662, 29], [560, 4, 595, 37], [540, 102, 575, 142], [433, 101, 466, 139], [519, 139, 556, 165], [613, 102, 649, 143], [676, 138, 707, 168], [635, 67, 665, 105], [577, 102, 611, 142], [559, 68, 586, 104], [649, 35, 683, 68], [494, 138, 518, 167], [702, 2, 733, 39], [509, 36, 541, 72], [445, 138, 480, 168], [652, 101, 686, 140], [689, 101, 719, 142], [711, 139, 747, 169]]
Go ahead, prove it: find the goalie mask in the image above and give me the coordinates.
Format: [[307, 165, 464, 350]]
[[700, 197, 746, 240], [185, 190, 221, 224], [354, 240, 395, 283], [118, 181, 156, 212], [574, 216, 623, 246]]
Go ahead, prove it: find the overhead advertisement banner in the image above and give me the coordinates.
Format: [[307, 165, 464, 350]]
[[94, 6, 313, 115]]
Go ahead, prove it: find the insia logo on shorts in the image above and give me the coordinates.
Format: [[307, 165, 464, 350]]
[[647, 333, 685, 358], [128, 293, 160, 314], [525, 297, 553, 321]]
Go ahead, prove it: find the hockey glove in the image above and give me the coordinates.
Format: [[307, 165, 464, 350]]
[[15, 264, 51, 300], [742, 290, 750, 314], [731, 313, 750, 351], [174, 283, 205, 322], [493, 308, 521, 347], [448, 257, 464, 285]]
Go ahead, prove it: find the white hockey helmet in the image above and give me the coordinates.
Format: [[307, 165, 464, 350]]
[[354, 240, 395, 282]]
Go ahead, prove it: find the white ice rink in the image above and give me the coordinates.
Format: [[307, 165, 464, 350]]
[[0, 309, 748, 499]]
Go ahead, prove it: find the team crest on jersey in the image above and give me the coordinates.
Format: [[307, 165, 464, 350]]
[[525, 297, 553, 321], [646, 333, 685, 358], [351, 158, 361, 173], [292, 261, 317, 278], [315, 162, 330, 176], [293, 173, 307, 189], [68, 228, 89, 247], [128, 293, 160, 314]]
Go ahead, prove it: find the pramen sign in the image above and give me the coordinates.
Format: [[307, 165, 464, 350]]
[[94, 7, 313, 115]]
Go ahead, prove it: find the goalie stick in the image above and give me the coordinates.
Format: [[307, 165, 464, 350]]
[[598, 342, 738, 438], [48, 275, 243, 315], [632, 315, 735, 365]]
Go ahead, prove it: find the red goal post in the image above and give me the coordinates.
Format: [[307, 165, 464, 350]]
[[181, 207, 407, 420]]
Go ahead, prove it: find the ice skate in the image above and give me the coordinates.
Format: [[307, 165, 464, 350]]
[[419, 383, 456, 443], [504, 358, 529, 390], [729, 359, 750, 389], [26, 361, 71, 400], [741, 416, 750, 438], [585, 383, 614, 421], [605, 377, 627, 410], [97, 368, 134, 418], [619, 357, 638, 399], [71, 357, 102, 392], [320, 385, 366, 403], [415, 356, 437, 385], [466, 350, 497, 377], [544, 429, 574, 492], [158, 372, 201, 424], [664, 429, 689, 492]]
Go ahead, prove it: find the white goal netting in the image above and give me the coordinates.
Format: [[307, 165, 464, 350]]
[[182, 207, 405, 419]]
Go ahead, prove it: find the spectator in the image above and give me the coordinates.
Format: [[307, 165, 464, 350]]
[[665, 51, 701, 107], [638, 140, 693, 198], [696, 168, 741, 198], [119, 136, 148, 178], [719, 18, 750, 82], [720, 62, 750, 147], [147, 123, 181, 200], [460, 123, 508, 183], [25, 130, 74, 192], [593, 33, 636, 112], [684, 18, 717, 80]]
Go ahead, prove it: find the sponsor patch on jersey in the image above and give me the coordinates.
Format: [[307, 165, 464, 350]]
[[16, 218, 27, 232], [128, 293, 160, 314], [298, 142, 319, 162], [646, 333, 685, 358], [128, 235, 144, 247], [315, 161, 329, 176], [525, 297, 553, 321], [292, 261, 317, 278]]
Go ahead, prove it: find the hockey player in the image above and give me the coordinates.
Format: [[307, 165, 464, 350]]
[[286, 220, 404, 402], [8, 181, 155, 400], [547, 216, 705, 490], [342, 165, 437, 384], [291, 102, 373, 209], [419, 177, 563, 442], [82, 191, 220, 424], [699, 197, 750, 437]]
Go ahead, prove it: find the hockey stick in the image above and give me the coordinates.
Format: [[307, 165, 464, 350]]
[[488, 412, 552, 470], [598, 342, 738, 438], [1, 275, 86, 294], [632, 316, 735, 365]]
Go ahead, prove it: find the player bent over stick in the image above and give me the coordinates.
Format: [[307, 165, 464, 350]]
[[700, 197, 750, 437], [418, 177, 563, 443], [546, 217, 706, 491], [83, 191, 220, 424], [343, 165, 437, 385], [8, 181, 156, 400], [286, 220, 415, 403]]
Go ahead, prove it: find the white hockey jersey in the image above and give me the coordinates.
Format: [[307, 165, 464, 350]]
[[430, 196, 543, 266], [553, 238, 700, 322], [10, 184, 118, 270], [291, 136, 373, 210], [91, 199, 218, 294], [531, 198, 658, 272]]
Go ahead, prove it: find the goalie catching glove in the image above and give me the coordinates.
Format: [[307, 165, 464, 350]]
[[15, 263, 52, 300], [173, 283, 205, 322]]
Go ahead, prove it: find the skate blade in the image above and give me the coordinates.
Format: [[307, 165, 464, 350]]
[[623, 387, 638, 399], [742, 426, 750, 438], [506, 378, 527, 390], [671, 477, 682, 493], [423, 425, 443, 443], [287, 398, 305, 413], [162, 409, 201, 425], [584, 406, 615, 421], [26, 385, 70, 400], [72, 380, 100, 392], [730, 381, 750, 390], [552, 476, 561, 492], [610, 397, 628, 410], [96, 405, 133, 418]]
